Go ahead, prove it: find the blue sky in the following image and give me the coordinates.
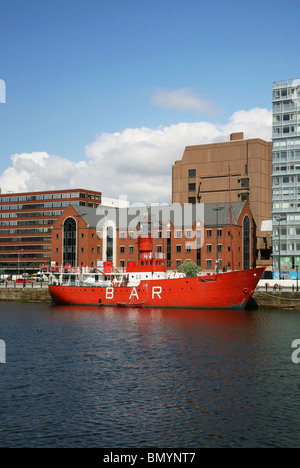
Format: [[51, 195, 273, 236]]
[[0, 0, 299, 203]]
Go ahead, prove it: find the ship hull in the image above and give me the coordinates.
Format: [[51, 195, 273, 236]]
[[48, 267, 265, 310]]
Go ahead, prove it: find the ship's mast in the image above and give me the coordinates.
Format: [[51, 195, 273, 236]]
[[228, 165, 235, 271], [138, 210, 153, 260]]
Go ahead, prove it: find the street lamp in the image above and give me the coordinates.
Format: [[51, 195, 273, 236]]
[[213, 205, 225, 274], [275, 216, 285, 280], [75, 212, 87, 268], [17, 249, 24, 277], [296, 265, 299, 292]]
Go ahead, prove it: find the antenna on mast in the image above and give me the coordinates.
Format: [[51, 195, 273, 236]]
[[228, 165, 235, 271]]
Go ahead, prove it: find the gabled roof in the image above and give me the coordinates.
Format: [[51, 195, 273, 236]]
[[72, 204, 101, 228], [204, 202, 246, 227], [71, 201, 248, 230]]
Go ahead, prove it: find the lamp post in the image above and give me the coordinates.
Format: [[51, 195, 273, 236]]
[[213, 205, 224, 274], [275, 216, 284, 280], [75, 212, 87, 268], [296, 265, 299, 292], [17, 249, 24, 277]]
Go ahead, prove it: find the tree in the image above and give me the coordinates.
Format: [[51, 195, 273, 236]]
[[177, 261, 202, 277]]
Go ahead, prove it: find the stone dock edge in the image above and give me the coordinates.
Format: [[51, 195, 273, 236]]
[[0, 287, 299, 310]]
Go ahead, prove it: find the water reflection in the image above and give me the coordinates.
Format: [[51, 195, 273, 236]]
[[49, 303, 255, 328], [0, 302, 299, 447]]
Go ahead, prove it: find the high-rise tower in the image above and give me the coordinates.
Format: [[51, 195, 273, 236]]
[[272, 79, 300, 279]]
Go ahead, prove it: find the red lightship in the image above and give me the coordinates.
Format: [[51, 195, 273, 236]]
[[48, 234, 265, 310]]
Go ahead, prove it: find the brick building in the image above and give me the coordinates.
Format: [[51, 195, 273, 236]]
[[172, 132, 272, 271], [0, 188, 102, 274], [51, 201, 255, 273]]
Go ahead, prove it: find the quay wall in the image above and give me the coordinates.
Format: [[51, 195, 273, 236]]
[[0, 286, 51, 303], [0, 286, 299, 310], [252, 291, 300, 310]]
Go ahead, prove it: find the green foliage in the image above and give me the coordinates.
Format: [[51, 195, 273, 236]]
[[177, 261, 202, 277]]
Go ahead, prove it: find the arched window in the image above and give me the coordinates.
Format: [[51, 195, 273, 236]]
[[243, 215, 250, 270], [63, 217, 76, 266], [106, 226, 114, 262]]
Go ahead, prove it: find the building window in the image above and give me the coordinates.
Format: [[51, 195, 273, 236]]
[[241, 178, 249, 187], [157, 245, 162, 253], [241, 193, 249, 202], [188, 183, 196, 191], [56, 234, 59, 239], [176, 245, 181, 253], [81, 233, 84, 238], [63, 217, 76, 267], [106, 226, 113, 262], [120, 246, 125, 254], [188, 197, 196, 204], [176, 230, 182, 238], [56, 248, 59, 253], [217, 229, 222, 237], [129, 246, 134, 254], [97, 246, 100, 254], [188, 169, 196, 178], [206, 245, 212, 253], [206, 259, 212, 268], [186, 244, 191, 253], [206, 229, 212, 238]]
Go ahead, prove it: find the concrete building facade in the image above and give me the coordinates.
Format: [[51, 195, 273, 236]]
[[272, 78, 300, 279], [172, 132, 273, 270]]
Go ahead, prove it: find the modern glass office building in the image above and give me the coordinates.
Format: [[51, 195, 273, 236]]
[[272, 78, 300, 279]]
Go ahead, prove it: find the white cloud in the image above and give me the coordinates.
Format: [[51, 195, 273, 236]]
[[0, 108, 272, 204], [226, 108, 272, 138], [152, 88, 221, 117]]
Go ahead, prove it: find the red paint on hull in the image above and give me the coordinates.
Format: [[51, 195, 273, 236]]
[[48, 267, 265, 310]]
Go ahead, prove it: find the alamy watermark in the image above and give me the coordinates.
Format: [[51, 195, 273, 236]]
[[0, 79, 6, 104], [0, 339, 6, 363], [291, 339, 300, 364], [96, 199, 205, 250], [291, 79, 300, 105]]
